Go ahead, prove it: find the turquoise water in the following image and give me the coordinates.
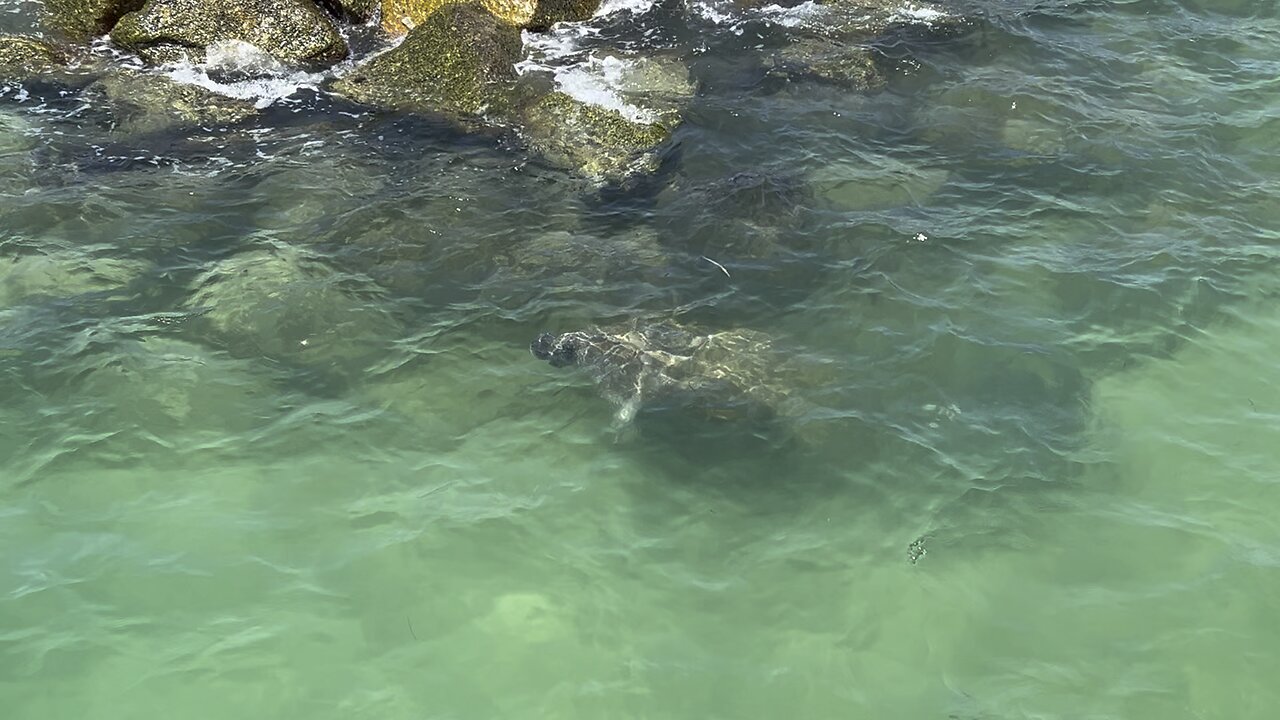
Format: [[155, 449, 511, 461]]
[[4, 0, 1280, 717]]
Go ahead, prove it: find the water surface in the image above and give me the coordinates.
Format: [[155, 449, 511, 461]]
[[3, 0, 1280, 717]]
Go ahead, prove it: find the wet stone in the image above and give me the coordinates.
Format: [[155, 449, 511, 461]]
[[0, 36, 69, 83], [43, 0, 146, 42], [332, 3, 522, 118], [379, 0, 600, 35], [110, 0, 348, 66], [84, 69, 259, 135], [520, 91, 672, 184]]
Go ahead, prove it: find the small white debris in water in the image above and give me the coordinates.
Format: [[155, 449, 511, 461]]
[[913, 232, 928, 242], [1011, 101, 1018, 110], [701, 256, 732, 278]]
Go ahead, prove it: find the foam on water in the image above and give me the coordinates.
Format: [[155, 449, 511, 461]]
[[164, 40, 327, 109], [518, 27, 659, 123], [594, 0, 657, 17], [689, 0, 946, 29], [888, 2, 949, 25]]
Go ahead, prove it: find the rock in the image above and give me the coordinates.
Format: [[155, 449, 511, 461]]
[[332, 3, 522, 118], [659, 170, 815, 260], [317, 0, 378, 21], [519, 91, 671, 184], [379, 0, 599, 35], [0, 250, 146, 308], [184, 240, 400, 375], [808, 153, 949, 211], [767, 37, 885, 90], [76, 337, 272, 432], [84, 69, 258, 135], [0, 36, 69, 82], [110, 0, 347, 66], [43, 0, 146, 42], [476, 592, 570, 644], [605, 55, 695, 126]]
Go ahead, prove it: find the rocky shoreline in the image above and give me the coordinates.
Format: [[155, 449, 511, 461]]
[[1, 0, 957, 183], [3, 0, 688, 183]]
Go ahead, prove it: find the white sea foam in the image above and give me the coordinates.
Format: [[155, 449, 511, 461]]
[[593, 0, 657, 17], [164, 40, 326, 109], [690, 0, 948, 29], [689, 0, 825, 29], [519, 28, 659, 123], [888, 3, 950, 25]]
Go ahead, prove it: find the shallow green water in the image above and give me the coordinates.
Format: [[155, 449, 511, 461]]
[[3, 0, 1280, 718]]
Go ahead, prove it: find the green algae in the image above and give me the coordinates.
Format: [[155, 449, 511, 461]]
[[520, 91, 671, 183], [378, 0, 599, 34], [110, 0, 347, 65], [0, 35, 68, 81], [43, 0, 145, 42], [332, 2, 522, 118]]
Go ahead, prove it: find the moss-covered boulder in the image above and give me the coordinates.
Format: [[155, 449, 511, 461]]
[[0, 35, 68, 82], [85, 69, 258, 134], [520, 91, 671, 183], [379, 0, 599, 34], [332, 3, 522, 117], [43, 0, 146, 42], [110, 0, 347, 66]]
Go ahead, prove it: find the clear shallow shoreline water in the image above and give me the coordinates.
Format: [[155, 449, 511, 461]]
[[3, 0, 1280, 718]]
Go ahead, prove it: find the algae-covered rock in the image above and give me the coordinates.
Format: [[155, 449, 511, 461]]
[[605, 55, 695, 126], [110, 0, 347, 66], [43, 0, 146, 42], [85, 69, 258, 134], [379, 0, 599, 34], [332, 3, 522, 117], [184, 241, 400, 374], [520, 91, 671, 183], [0, 36, 68, 82], [768, 37, 884, 90]]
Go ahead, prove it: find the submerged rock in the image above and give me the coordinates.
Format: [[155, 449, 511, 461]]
[[520, 91, 671, 183], [84, 69, 258, 134], [495, 228, 666, 281], [184, 241, 400, 375], [77, 336, 272, 433], [530, 319, 797, 426], [808, 153, 950, 211], [110, 0, 347, 66], [379, 0, 600, 34], [332, 3, 522, 118], [768, 37, 884, 90], [0, 36, 69, 82], [43, 0, 146, 42], [0, 250, 147, 308], [659, 170, 815, 260]]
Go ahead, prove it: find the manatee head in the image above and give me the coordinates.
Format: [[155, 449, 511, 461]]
[[530, 332, 579, 368]]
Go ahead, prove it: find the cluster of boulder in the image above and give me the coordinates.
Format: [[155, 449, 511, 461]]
[[1, 0, 682, 182]]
